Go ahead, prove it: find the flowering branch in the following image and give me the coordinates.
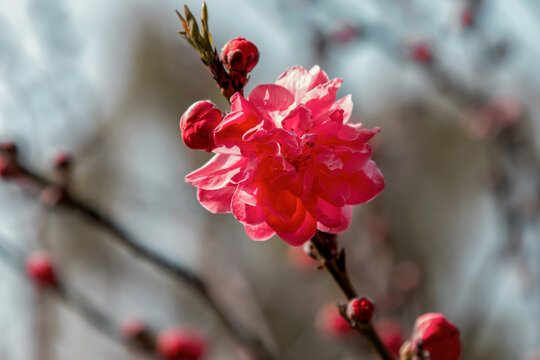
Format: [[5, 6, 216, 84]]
[[0, 239, 157, 357], [310, 231, 394, 360], [0, 146, 274, 360]]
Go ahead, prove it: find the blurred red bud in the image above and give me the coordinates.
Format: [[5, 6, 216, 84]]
[[26, 251, 57, 287], [411, 43, 432, 64], [461, 9, 474, 27], [156, 327, 206, 360], [54, 151, 72, 169], [180, 101, 223, 151], [410, 313, 461, 360]]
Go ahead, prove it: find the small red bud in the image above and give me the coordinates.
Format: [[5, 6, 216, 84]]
[[54, 152, 72, 169], [410, 313, 461, 360], [346, 297, 375, 325], [461, 9, 474, 27], [0, 156, 10, 178], [26, 251, 57, 287], [180, 101, 223, 151], [411, 43, 432, 64], [156, 327, 206, 360], [220, 38, 259, 75]]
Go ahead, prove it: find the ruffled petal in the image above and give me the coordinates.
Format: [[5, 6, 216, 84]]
[[197, 187, 235, 213], [281, 105, 312, 135], [244, 222, 275, 241], [331, 95, 353, 123], [306, 197, 346, 229], [275, 65, 329, 101], [302, 78, 342, 119], [214, 94, 263, 149], [231, 185, 269, 225], [317, 205, 352, 234], [185, 154, 244, 190], [345, 161, 386, 204], [248, 84, 294, 112], [275, 211, 317, 246]]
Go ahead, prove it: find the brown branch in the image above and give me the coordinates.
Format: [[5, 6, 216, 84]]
[[310, 231, 394, 360], [0, 148, 275, 360]]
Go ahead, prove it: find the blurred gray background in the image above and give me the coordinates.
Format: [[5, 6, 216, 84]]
[[0, 0, 539, 359]]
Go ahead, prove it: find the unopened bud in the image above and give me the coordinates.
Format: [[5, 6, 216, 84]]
[[346, 297, 375, 326], [180, 100, 223, 151], [0, 143, 19, 179], [220, 38, 259, 75], [156, 327, 206, 360], [462, 9, 474, 27], [26, 251, 57, 287], [54, 152, 72, 170], [410, 313, 461, 360], [411, 43, 432, 64]]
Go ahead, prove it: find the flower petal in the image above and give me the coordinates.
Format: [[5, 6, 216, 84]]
[[275, 211, 317, 246], [185, 154, 244, 190], [281, 105, 312, 135], [317, 205, 352, 234], [197, 187, 235, 213], [345, 161, 386, 204], [275, 65, 329, 101], [214, 94, 263, 148], [248, 84, 294, 112], [231, 185, 269, 225], [244, 222, 275, 241]]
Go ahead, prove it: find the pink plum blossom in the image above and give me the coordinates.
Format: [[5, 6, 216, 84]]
[[185, 66, 385, 246]]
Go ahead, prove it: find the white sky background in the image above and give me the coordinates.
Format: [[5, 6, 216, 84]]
[[1, 0, 540, 359]]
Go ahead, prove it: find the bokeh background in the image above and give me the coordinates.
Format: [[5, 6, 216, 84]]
[[1, 0, 539, 359]]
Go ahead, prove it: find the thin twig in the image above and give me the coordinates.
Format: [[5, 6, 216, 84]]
[[310, 231, 394, 360]]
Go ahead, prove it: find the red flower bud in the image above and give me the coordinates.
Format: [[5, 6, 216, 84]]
[[0, 155, 10, 178], [0, 143, 18, 179], [346, 297, 375, 325], [156, 327, 206, 360], [54, 151, 72, 169], [461, 9, 474, 27], [220, 38, 259, 74], [180, 101, 223, 151], [26, 251, 57, 287], [411, 313, 462, 360], [411, 43, 432, 64]]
